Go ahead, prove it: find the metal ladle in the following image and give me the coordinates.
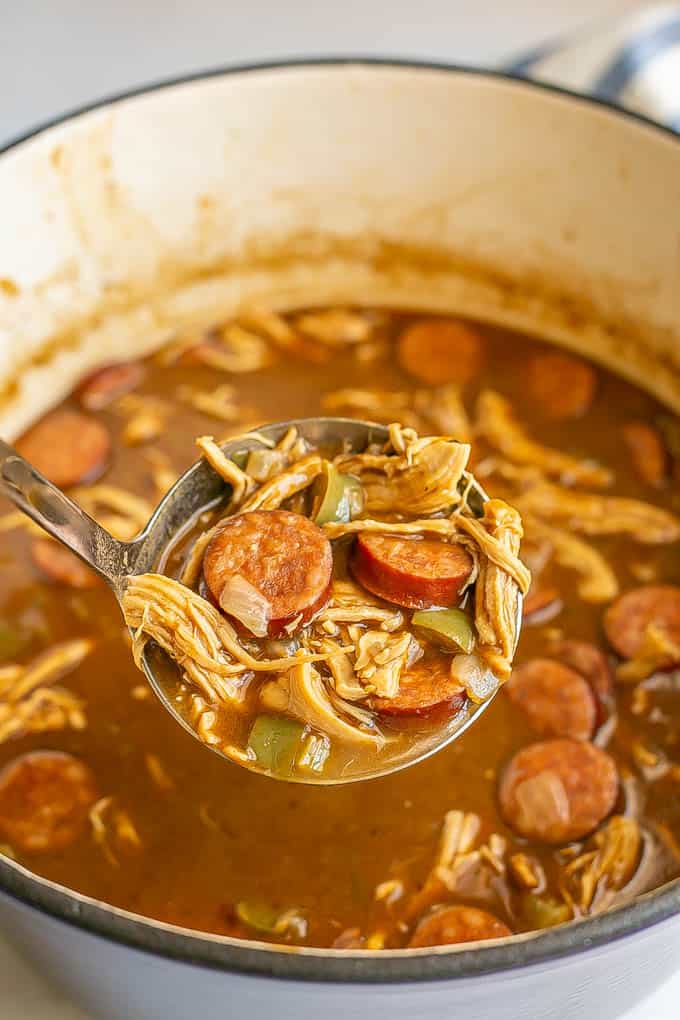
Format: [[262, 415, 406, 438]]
[[0, 417, 522, 783]]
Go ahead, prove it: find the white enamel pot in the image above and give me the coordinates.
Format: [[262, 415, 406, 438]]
[[0, 60, 679, 1020]]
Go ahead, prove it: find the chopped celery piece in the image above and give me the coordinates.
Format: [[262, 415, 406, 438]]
[[235, 900, 281, 934], [521, 893, 571, 930], [247, 714, 305, 775], [230, 449, 249, 469], [236, 901, 307, 938], [412, 608, 475, 654], [312, 463, 363, 525]]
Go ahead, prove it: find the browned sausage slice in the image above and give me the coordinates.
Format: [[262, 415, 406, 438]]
[[203, 510, 332, 636], [499, 739, 618, 844], [505, 659, 596, 741], [397, 319, 484, 386], [409, 905, 511, 947], [371, 658, 467, 717], [0, 751, 97, 854], [77, 361, 144, 411], [16, 410, 110, 488], [31, 539, 100, 589], [622, 422, 667, 487], [604, 585, 680, 659], [351, 534, 473, 610], [554, 639, 613, 724], [528, 351, 596, 420]]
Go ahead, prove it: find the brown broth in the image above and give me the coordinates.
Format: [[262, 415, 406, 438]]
[[0, 311, 678, 947]]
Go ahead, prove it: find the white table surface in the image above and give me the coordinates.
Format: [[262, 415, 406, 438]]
[[0, 1, 676, 1017]]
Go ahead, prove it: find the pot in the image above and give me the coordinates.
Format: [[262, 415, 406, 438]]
[[0, 60, 679, 1020]]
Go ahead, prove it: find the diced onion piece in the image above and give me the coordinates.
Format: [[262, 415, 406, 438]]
[[514, 771, 570, 834], [246, 447, 286, 482], [218, 574, 271, 637], [412, 608, 475, 654], [520, 893, 571, 929], [450, 653, 499, 703], [312, 463, 364, 525], [247, 714, 305, 775]]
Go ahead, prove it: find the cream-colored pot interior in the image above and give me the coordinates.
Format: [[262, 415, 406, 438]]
[[0, 64, 679, 444]]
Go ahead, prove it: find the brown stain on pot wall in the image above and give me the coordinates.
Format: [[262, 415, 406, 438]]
[[1, 230, 680, 415], [2, 119, 679, 420]]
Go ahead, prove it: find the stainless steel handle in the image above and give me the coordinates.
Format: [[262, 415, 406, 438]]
[[0, 438, 134, 592]]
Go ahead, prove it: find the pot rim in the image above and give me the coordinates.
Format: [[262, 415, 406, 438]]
[[1, 57, 679, 984]]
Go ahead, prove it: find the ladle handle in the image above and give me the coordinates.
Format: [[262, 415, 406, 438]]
[[0, 438, 132, 590]]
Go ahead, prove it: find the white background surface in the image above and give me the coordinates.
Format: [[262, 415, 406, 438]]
[[0, 1, 676, 1017]]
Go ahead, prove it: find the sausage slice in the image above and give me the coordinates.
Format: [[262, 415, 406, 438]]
[[505, 659, 596, 741], [604, 585, 680, 659], [528, 351, 596, 420], [554, 639, 613, 724], [16, 409, 110, 488], [0, 751, 97, 854], [499, 739, 618, 844], [77, 361, 144, 411], [31, 539, 100, 589], [351, 534, 473, 610], [622, 422, 667, 487], [370, 658, 467, 717], [203, 510, 332, 636], [397, 319, 484, 386], [409, 905, 511, 947]]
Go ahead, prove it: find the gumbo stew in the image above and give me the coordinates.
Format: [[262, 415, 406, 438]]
[[1, 307, 680, 948]]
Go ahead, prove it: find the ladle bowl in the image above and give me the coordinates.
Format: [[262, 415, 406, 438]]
[[0, 417, 522, 783]]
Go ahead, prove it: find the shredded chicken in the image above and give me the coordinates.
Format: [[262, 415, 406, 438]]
[[313, 580, 404, 634], [406, 810, 506, 922], [0, 639, 92, 745], [294, 308, 374, 345], [145, 753, 174, 792], [180, 523, 220, 587], [336, 428, 471, 515], [214, 323, 272, 372], [476, 390, 612, 488], [0, 687, 86, 744], [525, 516, 619, 603], [508, 852, 543, 890], [239, 454, 324, 512], [195, 435, 254, 505], [473, 500, 524, 679], [72, 485, 153, 533], [323, 385, 471, 442], [561, 816, 642, 914], [238, 307, 300, 350], [115, 394, 169, 446], [519, 480, 680, 544], [260, 662, 385, 747], [353, 630, 415, 698], [178, 383, 242, 421], [90, 797, 142, 867], [316, 638, 366, 700], [122, 574, 327, 703]]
